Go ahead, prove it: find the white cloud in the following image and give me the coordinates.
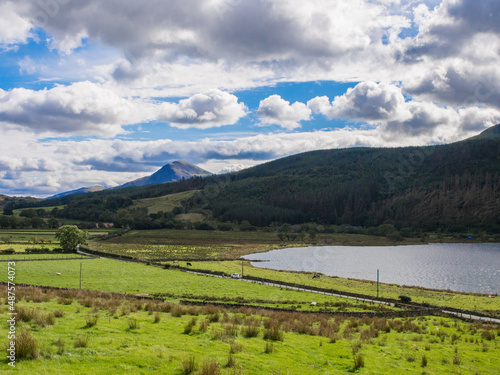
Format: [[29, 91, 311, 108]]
[[257, 95, 311, 130], [157, 89, 247, 129], [0, 84, 246, 136], [308, 81, 500, 137], [0, 1, 33, 47], [0, 82, 149, 136]]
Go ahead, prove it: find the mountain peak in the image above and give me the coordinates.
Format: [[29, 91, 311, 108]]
[[117, 161, 212, 189]]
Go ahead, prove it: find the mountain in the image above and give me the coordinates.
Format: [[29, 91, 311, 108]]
[[469, 123, 500, 140], [48, 185, 107, 200], [116, 160, 212, 189], [20, 127, 500, 232], [201, 127, 500, 230]]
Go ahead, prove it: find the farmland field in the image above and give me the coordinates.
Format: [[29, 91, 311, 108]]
[[89, 229, 425, 260], [0, 285, 499, 374], [0, 259, 399, 312], [173, 261, 500, 315]]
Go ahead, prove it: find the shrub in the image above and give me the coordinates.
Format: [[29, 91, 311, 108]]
[[53, 309, 65, 318], [15, 329, 39, 360], [182, 355, 197, 375]]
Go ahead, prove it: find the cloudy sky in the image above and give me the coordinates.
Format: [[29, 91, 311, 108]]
[[1, 0, 499, 197]]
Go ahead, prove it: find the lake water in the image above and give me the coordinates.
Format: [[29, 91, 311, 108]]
[[243, 243, 500, 294]]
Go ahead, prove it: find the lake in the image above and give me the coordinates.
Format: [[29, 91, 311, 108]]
[[243, 243, 500, 294]]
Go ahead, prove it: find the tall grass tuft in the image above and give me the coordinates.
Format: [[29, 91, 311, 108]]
[[15, 329, 39, 360], [182, 355, 197, 375], [85, 314, 98, 328], [153, 312, 161, 323], [74, 335, 89, 348], [263, 324, 284, 342], [128, 317, 139, 330], [264, 341, 274, 354], [184, 318, 197, 334], [199, 360, 221, 375], [353, 354, 364, 370]]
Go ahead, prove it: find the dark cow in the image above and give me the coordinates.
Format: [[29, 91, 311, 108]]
[[186, 262, 192, 266]]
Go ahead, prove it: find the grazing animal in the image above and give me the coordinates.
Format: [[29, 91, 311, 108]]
[[186, 262, 192, 266], [312, 274, 320, 279], [56, 272, 61, 276], [173, 260, 178, 263]]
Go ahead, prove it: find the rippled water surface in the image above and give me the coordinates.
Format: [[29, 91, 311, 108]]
[[244, 243, 500, 294]]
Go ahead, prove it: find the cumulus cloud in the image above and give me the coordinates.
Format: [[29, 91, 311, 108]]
[[308, 81, 410, 122], [257, 95, 311, 130], [157, 89, 247, 129], [0, 82, 149, 136], [0, 84, 246, 135], [308, 81, 500, 137]]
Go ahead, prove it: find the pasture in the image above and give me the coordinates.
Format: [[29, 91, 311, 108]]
[[0, 285, 498, 374]]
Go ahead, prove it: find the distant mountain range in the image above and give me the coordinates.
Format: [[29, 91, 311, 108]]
[[48, 185, 107, 200], [116, 160, 212, 189], [47, 161, 212, 200]]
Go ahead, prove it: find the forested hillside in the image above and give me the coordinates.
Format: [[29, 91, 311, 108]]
[[200, 128, 500, 231], [4, 126, 499, 232]]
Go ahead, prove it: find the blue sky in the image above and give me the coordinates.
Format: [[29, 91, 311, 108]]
[[0, 0, 499, 197]]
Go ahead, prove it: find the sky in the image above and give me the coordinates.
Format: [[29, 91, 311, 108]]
[[0, 0, 499, 197]]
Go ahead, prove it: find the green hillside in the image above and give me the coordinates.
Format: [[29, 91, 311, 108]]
[[5, 126, 500, 232], [204, 137, 499, 231]]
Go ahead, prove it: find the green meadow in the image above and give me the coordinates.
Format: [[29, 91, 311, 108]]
[[0, 286, 499, 374], [0, 259, 398, 312]]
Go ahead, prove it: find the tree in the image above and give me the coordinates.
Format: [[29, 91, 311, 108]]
[[55, 225, 88, 251]]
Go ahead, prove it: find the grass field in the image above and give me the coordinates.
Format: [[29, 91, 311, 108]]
[[89, 229, 427, 260], [0, 253, 89, 261], [131, 191, 197, 214], [176, 261, 500, 315], [0, 259, 399, 312], [1, 286, 498, 374]]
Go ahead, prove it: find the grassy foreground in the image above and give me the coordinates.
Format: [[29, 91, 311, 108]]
[[1, 286, 499, 375]]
